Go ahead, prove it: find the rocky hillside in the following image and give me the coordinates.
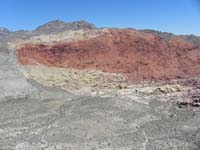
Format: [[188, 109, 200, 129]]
[[1, 20, 200, 150], [141, 29, 200, 46], [16, 28, 200, 82]]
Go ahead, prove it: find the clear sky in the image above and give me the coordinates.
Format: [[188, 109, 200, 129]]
[[0, 0, 200, 35]]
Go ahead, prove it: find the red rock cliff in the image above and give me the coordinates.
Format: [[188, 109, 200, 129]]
[[17, 29, 200, 81]]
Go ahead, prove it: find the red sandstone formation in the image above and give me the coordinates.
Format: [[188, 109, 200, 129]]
[[17, 29, 200, 81]]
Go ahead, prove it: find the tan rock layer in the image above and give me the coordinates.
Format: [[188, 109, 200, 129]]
[[23, 65, 126, 92], [17, 29, 200, 82], [23, 65, 184, 102]]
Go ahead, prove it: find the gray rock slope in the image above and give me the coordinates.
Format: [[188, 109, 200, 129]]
[[0, 50, 32, 100], [141, 29, 200, 46], [0, 21, 200, 150], [0, 49, 71, 101]]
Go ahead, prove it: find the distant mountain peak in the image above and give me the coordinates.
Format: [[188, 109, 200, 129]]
[[41, 20, 66, 26], [34, 20, 96, 34], [0, 27, 10, 33]]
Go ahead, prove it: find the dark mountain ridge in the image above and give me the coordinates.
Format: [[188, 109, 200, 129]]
[[34, 20, 96, 34]]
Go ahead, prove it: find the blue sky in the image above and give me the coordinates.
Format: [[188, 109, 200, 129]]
[[0, 0, 200, 35]]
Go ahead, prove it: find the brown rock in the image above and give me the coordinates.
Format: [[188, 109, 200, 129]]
[[17, 29, 200, 82]]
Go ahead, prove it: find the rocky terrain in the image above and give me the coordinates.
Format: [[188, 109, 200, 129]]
[[16, 28, 200, 81], [0, 20, 200, 150]]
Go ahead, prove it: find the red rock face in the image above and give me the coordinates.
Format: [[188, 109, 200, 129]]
[[17, 29, 200, 81]]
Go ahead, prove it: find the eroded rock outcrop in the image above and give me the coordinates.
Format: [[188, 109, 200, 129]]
[[17, 29, 200, 82]]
